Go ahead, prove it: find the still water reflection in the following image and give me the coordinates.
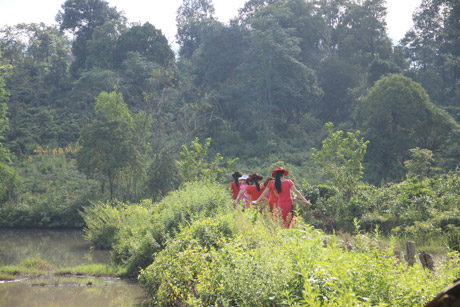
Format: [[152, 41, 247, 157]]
[[0, 229, 109, 267], [0, 229, 147, 307]]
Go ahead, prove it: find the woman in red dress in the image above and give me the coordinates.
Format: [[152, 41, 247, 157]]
[[229, 171, 242, 202], [245, 173, 265, 206], [255, 167, 310, 227]]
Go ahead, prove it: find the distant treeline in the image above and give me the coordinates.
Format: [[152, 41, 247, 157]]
[[1, 0, 460, 208]]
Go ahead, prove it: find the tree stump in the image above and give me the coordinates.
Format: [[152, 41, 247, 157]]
[[419, 251, 435, 271], [406, 241, 416, 266]]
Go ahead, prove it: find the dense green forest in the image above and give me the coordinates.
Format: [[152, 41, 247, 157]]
[[1, 0, 460, 304], [0, 0, 460, 237]]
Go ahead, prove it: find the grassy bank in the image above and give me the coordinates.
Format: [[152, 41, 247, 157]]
[[79, 180, 459, 306]]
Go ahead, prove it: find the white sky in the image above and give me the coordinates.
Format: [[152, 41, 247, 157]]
[[0, 0, 422, 46]]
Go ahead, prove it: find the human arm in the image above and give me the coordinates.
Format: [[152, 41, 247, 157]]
[[254, 187, 269, 204], [291, 185, 311, 206], [233, 187, 247, 205]]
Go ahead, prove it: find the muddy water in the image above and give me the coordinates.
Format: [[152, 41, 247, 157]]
[[0, 229, 147, 307]]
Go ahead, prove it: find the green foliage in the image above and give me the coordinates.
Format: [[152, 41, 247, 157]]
[[0, 148, 98, 227], [139, 212, 460, 306], [177, 137, 238, 183], [367, 54, 402, 84], [94, 90, 133, 125], [356, 75, 459, 183], [56, 0, 123, 76], [312, 122, 368, 202], [112, 22, 174, 67], [404, 147, 437, 179], [146, 147, 182, 202], [138, 215, 237, 304], [81, 201, 122, 249], [82, 181, 232, 276], [176, 0, 216, 59], [76, 90, 147, 200]]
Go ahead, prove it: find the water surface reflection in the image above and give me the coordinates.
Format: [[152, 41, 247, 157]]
[[0, 229, 109, 267], [0, 277, 146, 307], [0, 229, 147, 306]]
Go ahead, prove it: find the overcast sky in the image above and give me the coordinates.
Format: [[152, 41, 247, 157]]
[[0, 0, 422, 46]]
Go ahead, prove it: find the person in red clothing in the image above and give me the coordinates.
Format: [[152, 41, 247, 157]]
[[255, 167, 310, 228], [229, 171, 242, 203], [245, 173, 265, 206], [235, 173, 264, 209], [261, 176, 277, 213]]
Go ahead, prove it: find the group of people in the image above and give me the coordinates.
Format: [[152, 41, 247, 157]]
[[230, 167, 311, 228]]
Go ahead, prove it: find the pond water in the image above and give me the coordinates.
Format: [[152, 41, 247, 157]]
[[0, 229, 147, 307]]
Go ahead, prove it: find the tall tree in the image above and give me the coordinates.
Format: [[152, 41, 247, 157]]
[[85, 19, 125, 70], [355, 75, 459, 183], [112, 22, 174, 68], [237, 2, 322, 121], [402, 0, 460, 106], [76, 91, 135, 200], [176, 0, 215, 59], [335, 0, 392, 68], [56, 0, 124, 76], [193, 21, 246, 90]]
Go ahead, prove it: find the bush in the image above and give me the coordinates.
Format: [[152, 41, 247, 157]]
[[83, 180, 233, 276], [81, 202, 123, 249], [139, 209, 460, 306], [139, 215, 237, 305], [0, 153, 99, 228]]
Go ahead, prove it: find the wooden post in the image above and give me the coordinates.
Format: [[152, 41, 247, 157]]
[[419, 251, 435, 271], [406, 241, 416, 266]]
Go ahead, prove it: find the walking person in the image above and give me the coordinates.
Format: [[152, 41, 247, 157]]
[[230, 171, 242, 202], [233, 175, 249, 208], [255, 167, 310, 228], [244, 173, 265, 207]]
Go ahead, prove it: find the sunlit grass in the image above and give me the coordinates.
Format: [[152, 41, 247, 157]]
[[0, 257, 50, 280], [0, 257, 128, 281], [53, 264, 125, 277]]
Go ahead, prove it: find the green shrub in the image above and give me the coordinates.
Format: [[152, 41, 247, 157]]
[[111, 203, 163, 276], [138, 215, 237, 305], [81, 202, 123, 249], [139, 211, 460, 306], [89, 181, 233, 277]]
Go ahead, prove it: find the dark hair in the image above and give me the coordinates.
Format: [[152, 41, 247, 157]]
[[249, 173, 263, 191], [274, 170, 284, 193], [263, 176, 273, 186], [232, 171, 242, 188]]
